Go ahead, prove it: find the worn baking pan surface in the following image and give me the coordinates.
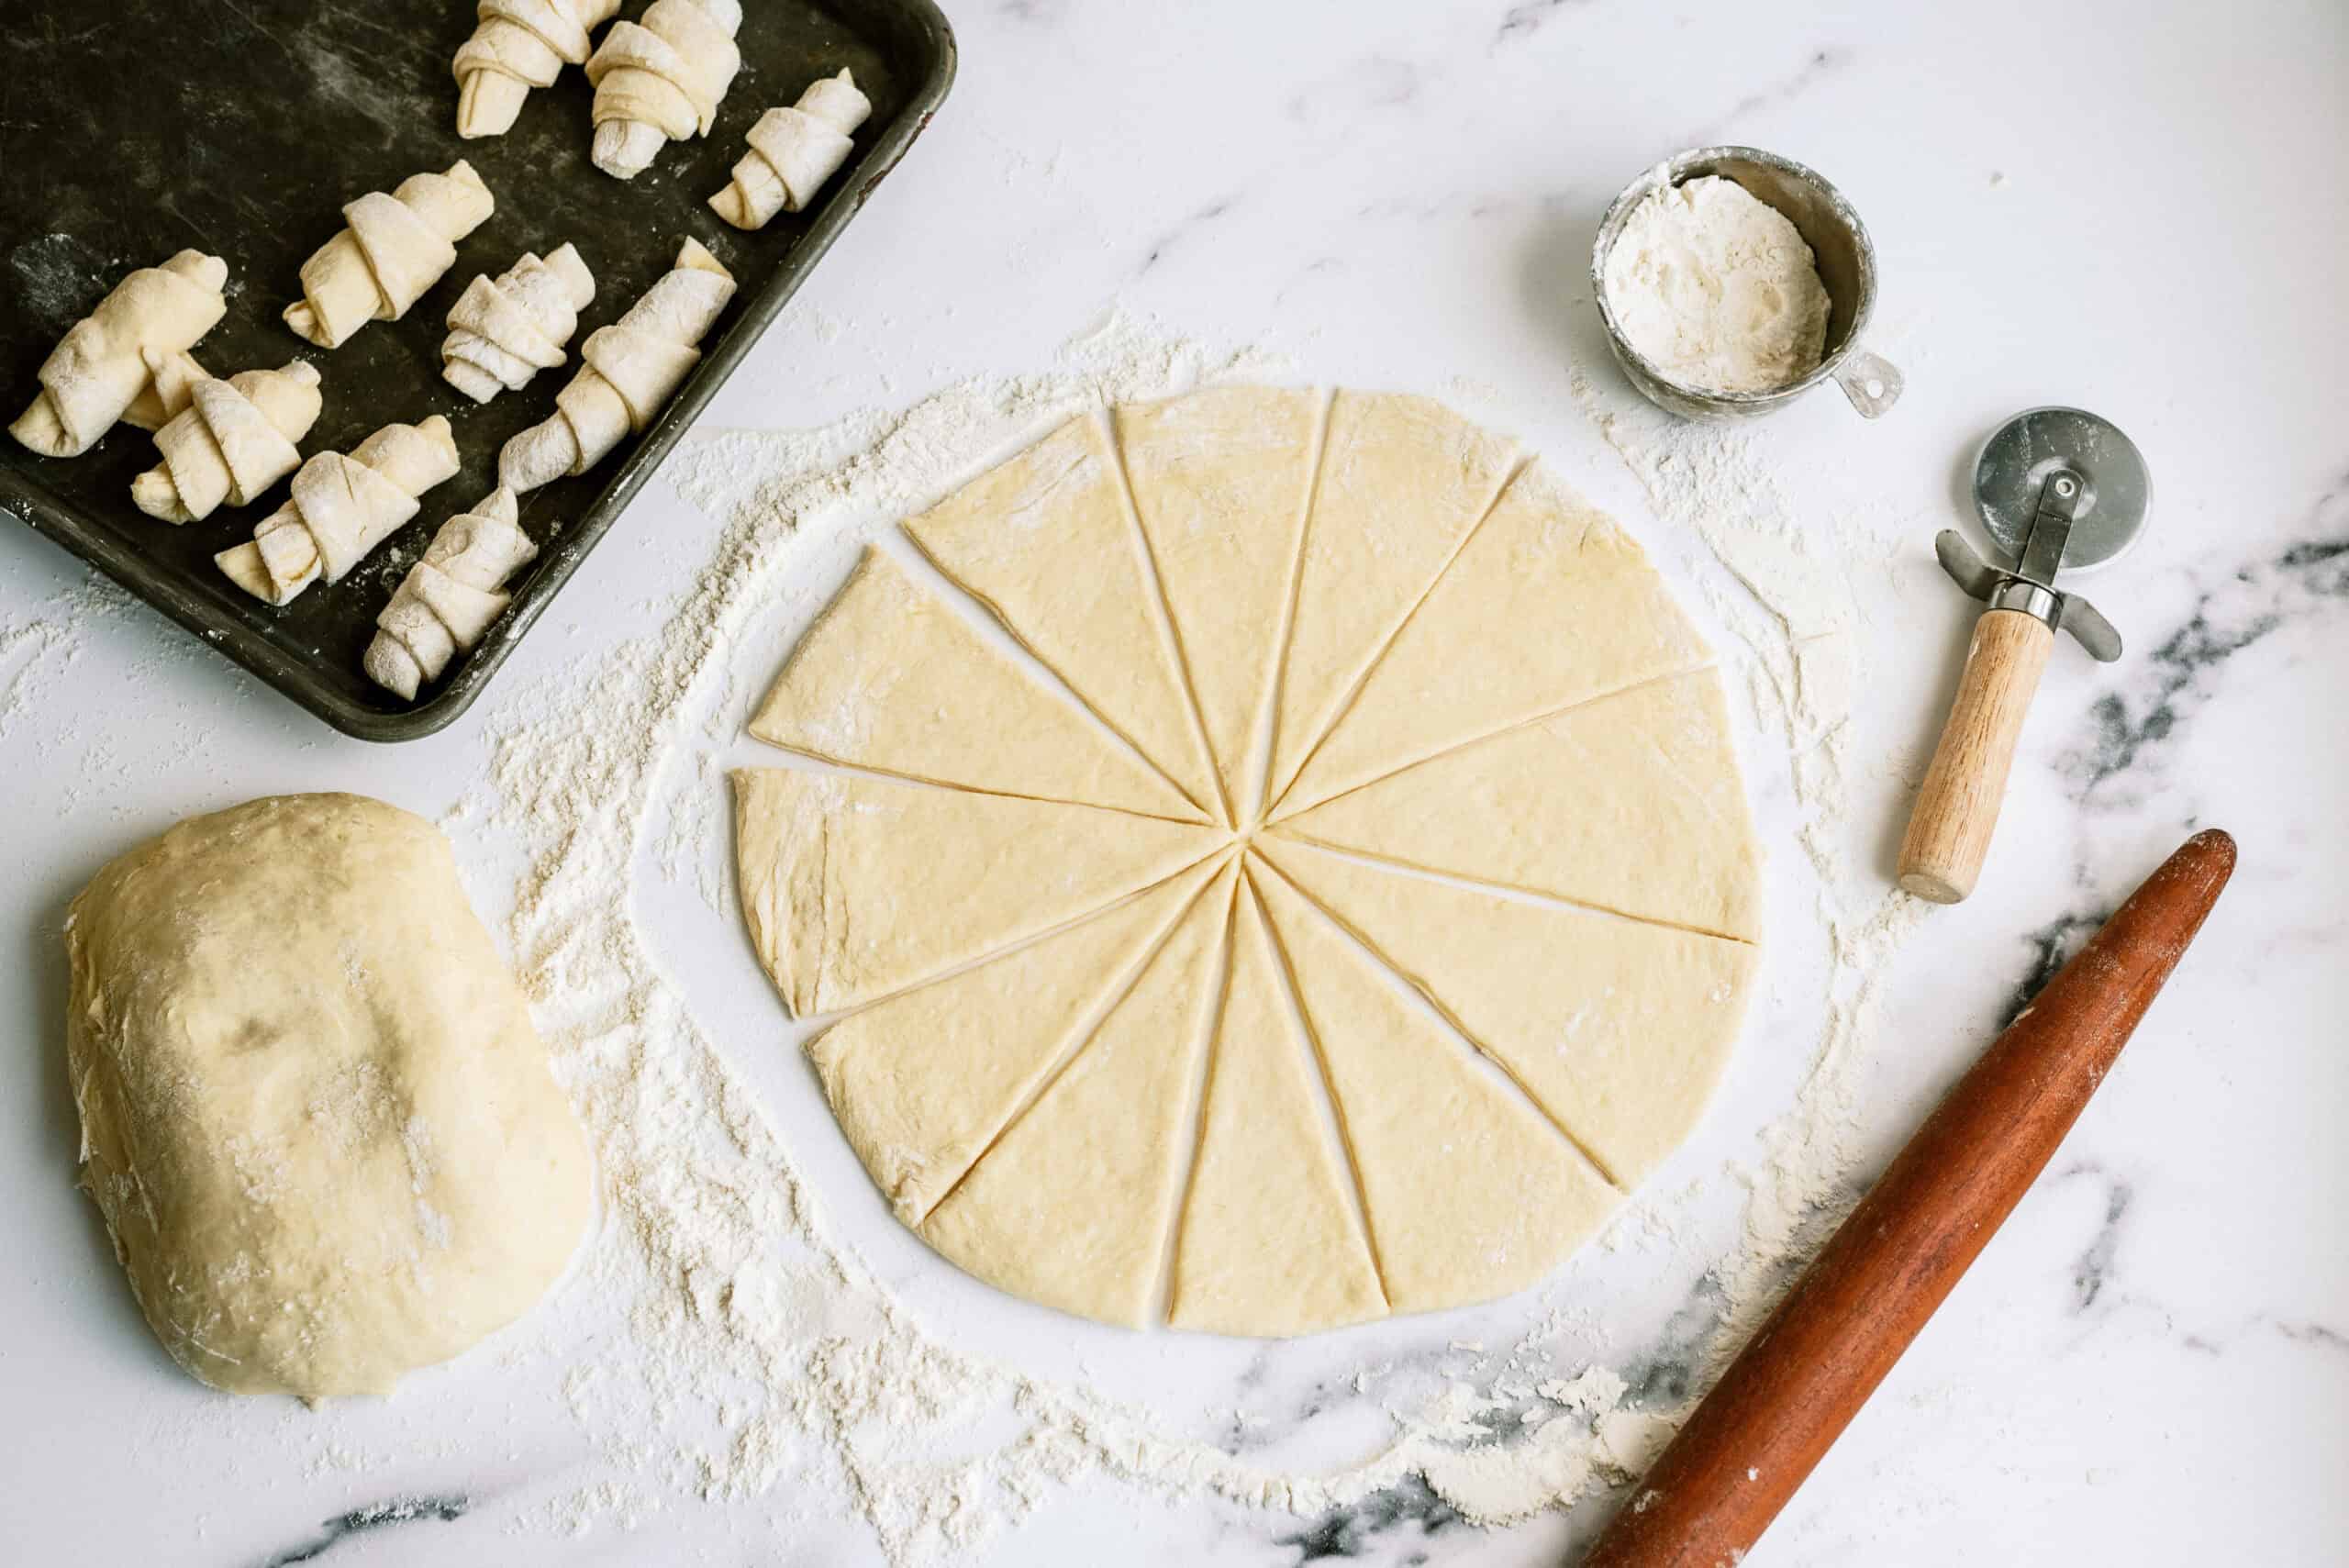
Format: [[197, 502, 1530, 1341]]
[[0, 0, 952, 740]]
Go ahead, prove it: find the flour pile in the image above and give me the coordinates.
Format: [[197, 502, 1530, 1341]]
[[432, 313, 1917, 1561], [1602, 174, 1832, 395]]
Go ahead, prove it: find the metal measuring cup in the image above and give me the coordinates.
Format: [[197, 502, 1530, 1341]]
[[1591, 146, 1904, 422]]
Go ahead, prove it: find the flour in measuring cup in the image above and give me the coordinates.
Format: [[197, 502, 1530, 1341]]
[[1602, 175, 1831, 395]]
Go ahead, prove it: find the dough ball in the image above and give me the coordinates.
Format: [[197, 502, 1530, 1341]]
[[63, 794, 593, 1399]]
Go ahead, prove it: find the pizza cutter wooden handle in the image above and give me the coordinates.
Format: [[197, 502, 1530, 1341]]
[[1579, 828, 2234, 1568], [1898, 607, 2054, 903]]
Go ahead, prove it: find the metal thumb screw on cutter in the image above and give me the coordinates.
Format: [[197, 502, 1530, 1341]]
[[1897, 407, 2152, 903]]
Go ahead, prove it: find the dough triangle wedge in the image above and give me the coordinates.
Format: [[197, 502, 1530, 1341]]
[[1168, 885, 1385, 1335], [750, 549, 1207, 822], [732, 768, 1226, 1015], [1264, 391, 1517, 806], [919, 860, 1238, 1326], [1276, 460, 1711, 816], [1251, 865, 1620, 1314], [903, 415, 1225, 820], [1274, 667, 1762, 941], [1257, 843, 1756, 1187], [810, 856, 1230, 1224], [1114, 386, 1321, 822]]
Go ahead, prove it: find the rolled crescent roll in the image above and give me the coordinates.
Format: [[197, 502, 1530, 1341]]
[[709, 70, 873, 230], [584, 0, 742, 180], [284, 163, 495, 350], [11, 250, 228, 458], [217, 416, 461, 606], [364, 488, 541, 700], [132, 361, 325, 524], [498, 239, 735, 493], [441, 244, 597, 404], [453, 0, 623, 139]]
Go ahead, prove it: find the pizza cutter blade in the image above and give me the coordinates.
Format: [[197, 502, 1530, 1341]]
[[1896, 407, 2151, 904]]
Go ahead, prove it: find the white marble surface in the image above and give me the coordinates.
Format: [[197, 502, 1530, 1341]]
[[5, 1, 2347, 1563]]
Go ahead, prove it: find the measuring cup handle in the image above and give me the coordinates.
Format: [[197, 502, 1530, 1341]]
[[1831, 349, 1904, 418], [1898, 607, 2054, 902]]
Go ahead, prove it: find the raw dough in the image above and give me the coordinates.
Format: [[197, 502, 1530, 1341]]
[[1264, 391, 1516, 804], [216, 415, 461, 605], [499, 238, 735, 492], [131, 360, 324, 524], [710, 70, 873, 230], [10, 250, 228, 458], [737, 388, 1762, 1334], [731, 766, 1224, 1015], [1252, 865, 1620, 1312], [284, 162, 495, 350], [365, 488, 541, 700], [812, 856, 1229, 1225], [1259, 842, 1755, 1185], [748, 547, 1208, 822], [441, 243, 597, 404], [1168, 887, 1385, 1335], [63, 795, 592, 1398], [1275, 459, 1711, 815], [454, 0, 622, 139], [1275, 667, 1763, 941], [584, 0, 742, 180], [920, 862, 1235, 1327], [1114, 385, 1321, 822], [904, 414, 1224, 821]]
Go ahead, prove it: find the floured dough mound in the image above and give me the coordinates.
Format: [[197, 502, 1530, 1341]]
[[734, 391, 1762, 1336], [64, 794, 594, 1397]]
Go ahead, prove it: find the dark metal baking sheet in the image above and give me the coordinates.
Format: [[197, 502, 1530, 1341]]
[[0, 0, 953, 740]]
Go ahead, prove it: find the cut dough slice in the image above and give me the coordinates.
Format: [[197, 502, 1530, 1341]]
[[1251, 866, 1621, 1314], [1277, 461, 1711, 815], [1259, 844, 1756, 1187], [811, 856, 1230, 1224], [1275, 667, 1762, 941], [1168, 888, 1385, 1335], [1264, 391, 1517, 806], [750, 549, 1207, 822], [1114, 386, 1321, 822], [903, 415, 1224, 821], [919, 860, 1237, 1325], [732, 768, 1226, 1015]]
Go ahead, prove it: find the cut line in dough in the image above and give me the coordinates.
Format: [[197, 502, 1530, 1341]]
[[904, 414, 1227, 823], [1273, 665, 1763, 942], [1251, 862, 1622, 1315], [1114, 385, 1325, 825], [1275, 458, 1713, 817], [809, 856, 1230, 1225], [749, 548, 1210, 823], [732, 767, 1226, 1016], [1259, 841, 1756, 1187], [1167, 884, 1386, 1335], [1262, 390, 1518, 806], [918, 859, 1237, 1326]]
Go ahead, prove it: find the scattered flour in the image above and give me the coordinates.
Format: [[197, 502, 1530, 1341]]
[[417, 310, 1920, 1562], [1601, 174, 1831, 395]]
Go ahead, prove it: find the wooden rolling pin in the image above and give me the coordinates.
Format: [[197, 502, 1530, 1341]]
[[1580, 828, 2236, 1568]]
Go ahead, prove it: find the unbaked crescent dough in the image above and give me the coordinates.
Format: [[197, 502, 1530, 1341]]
[[735, 386, 1764, 1337], [10, 250, 228, 458], [904, 414, 1225, 823], [749, 548, 1208, 822]]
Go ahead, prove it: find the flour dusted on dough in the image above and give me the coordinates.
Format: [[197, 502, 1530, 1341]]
[[1601, 175, 1831, 395]]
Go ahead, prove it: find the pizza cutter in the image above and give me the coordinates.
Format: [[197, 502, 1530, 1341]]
[[1897, 406, 2152, 903]]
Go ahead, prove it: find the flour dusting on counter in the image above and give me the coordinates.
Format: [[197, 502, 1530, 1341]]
[[417, 317, 1914, 1562]]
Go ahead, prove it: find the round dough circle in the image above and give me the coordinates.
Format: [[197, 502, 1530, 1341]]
[[735, 389, 1760, 1336]]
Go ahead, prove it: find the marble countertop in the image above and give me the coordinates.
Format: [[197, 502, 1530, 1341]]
[[5, 1, 2345, 1563]]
